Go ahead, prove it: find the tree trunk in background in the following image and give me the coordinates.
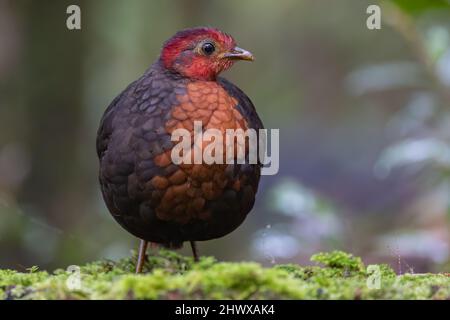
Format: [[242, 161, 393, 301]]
[[19, 0, 86, 227]]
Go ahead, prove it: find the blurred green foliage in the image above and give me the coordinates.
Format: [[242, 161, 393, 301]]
[[390, 0, 450, 16]]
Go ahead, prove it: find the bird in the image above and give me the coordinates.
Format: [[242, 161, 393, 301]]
[[96, 27, 264, 273]]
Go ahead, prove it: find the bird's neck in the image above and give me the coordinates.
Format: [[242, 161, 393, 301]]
[[157, 57, 218, 82]]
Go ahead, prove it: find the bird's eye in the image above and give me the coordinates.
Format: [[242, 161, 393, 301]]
[[201, 42, 215, 55]]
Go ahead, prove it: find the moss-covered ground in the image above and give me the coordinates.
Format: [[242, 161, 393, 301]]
[[1, 251, 449, 300]]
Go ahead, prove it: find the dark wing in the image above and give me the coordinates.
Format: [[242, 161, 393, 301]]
[[96, 65, 183, 242], [96, 80, 137, 159]]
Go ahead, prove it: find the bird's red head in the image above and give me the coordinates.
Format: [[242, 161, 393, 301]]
[[161, 27, 254, 81]]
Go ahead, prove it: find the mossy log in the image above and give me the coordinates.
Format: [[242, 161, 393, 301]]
[[1, 251, 449, 300]]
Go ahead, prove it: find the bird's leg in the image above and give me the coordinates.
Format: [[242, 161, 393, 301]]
[[190, 241, 199, 262], [135, 239, 149, 273]]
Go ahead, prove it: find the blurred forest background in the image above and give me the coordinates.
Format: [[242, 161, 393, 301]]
[[1, 0, 450, 273]]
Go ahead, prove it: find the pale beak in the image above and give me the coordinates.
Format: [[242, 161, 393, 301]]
[[223, 47, 254, 61]]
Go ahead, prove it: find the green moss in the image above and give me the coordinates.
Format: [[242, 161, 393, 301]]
[[1, 250, 449, 300], [311, 251, 365, 273]]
